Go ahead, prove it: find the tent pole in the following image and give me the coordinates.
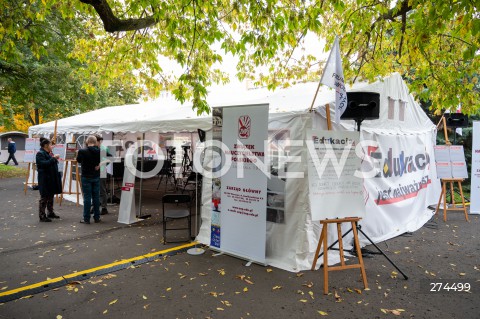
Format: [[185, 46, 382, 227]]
[[187, 132, 204, 256], [138, 133, 144, 217]]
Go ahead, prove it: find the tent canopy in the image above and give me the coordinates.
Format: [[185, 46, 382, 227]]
[[29, 73, 433, 135]]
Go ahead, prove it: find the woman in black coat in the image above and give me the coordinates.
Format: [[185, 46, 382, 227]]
[[36, 138, 62, 222]]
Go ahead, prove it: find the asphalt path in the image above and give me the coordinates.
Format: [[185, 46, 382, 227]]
[[0, 177, 479, 319]]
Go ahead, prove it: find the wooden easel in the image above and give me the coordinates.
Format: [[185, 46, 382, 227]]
[[59, 160, 81, 206], [24, 162, 37, 195], [435, 116, 468, 222], [435, 178, 468, 222], [311, 218, 368, 294], [308, 96, 368, 294]]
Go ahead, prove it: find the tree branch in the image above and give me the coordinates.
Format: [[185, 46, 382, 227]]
[[79, 0, 158, 32]]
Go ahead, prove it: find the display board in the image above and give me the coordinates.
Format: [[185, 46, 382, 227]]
[[306, 130, 365, 220], [65, 143, 78, 161], [24, 138, 40, 163], [434, 145, 468, 179], [52, 144, 66, 172], [211, 104, 269, 264], [471, 122, 480, 214]]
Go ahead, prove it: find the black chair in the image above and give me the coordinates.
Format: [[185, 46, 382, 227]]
[[162, 194, 192, 244], [182, 172, 202, 199]]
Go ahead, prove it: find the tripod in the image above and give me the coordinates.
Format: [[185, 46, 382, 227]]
[[319, 223, 408, 280], [181, 145, 192, 176]]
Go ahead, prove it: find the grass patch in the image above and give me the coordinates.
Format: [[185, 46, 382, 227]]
[[0, 164, 27, 178]]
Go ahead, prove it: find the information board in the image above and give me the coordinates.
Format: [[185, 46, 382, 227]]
[[306, 130, 365, 220]]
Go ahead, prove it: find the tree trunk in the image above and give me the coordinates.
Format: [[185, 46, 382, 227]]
[[35, 108, 40, 125]]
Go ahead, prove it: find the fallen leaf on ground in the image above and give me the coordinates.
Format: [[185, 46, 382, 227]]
[[143, 304, 150, 310], [103, 310, 108, 314], [317, 310, 328, 316], [20, 295, 33, 299], [302, 282, 314, 288], [245, 279, 254, 285], [296, 273, 304, 277], [266, 268, 273, 273], [217, 269, 226, 276], [109, 299, 117, 305], [142, 295, 147, 300], [166, 287, 172, 291], [272, 286, 282, 290], [216, 308, 224, 311], [56, 316, 62, 319], [243, 287, 248, 292], [299, 299, 308, 303]]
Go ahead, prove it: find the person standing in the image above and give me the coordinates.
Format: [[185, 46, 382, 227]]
[[76, 135, 101, 224], [96, 135, 111, 215], [5, 138, 19, 165], [36, 138, 62, 222]]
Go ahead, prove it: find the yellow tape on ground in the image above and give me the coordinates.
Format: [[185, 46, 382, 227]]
[[0, 277, 64, 297], [0, 242, 198, 299]]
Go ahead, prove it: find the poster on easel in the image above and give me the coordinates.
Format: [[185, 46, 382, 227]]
[[471, 121, 480, 214], [306, 130, 365, 220], [65, 143, 78, 161], [24, 138, 40, 163], [52, 144, 66, 172], [434, 145, 468, 179]]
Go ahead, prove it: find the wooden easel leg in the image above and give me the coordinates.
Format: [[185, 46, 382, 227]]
[[24, 163, 30, 195], [435, 184, 444, 216], [449, 181, 455, 208], [323, 225, 329, 295], [69, 162, 73, 194], [336, 223, 345, 266], [352, 221, 368, 289], [442, 181, 448, 222], [458, 181, 469, 222], [311, 225, 326, 270]]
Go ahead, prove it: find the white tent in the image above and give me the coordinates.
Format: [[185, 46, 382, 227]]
[[29, 73, 441, 272]]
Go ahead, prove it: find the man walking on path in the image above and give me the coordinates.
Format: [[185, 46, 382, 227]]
[[4, 138, 19, 165]]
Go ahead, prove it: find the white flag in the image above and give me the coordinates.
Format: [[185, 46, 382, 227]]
[[320, 36, 347, 123]]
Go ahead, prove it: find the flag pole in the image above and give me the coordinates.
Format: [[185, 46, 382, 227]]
[[309, 82, 322, 113], [325, 104, 332, 131]]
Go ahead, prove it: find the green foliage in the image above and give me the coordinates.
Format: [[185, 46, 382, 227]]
[[1, 0, 479, 116], [0, 1, 140, 127]]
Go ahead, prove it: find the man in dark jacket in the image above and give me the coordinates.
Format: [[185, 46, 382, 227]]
[[5, 138, 19, 165], [36, 138, 62, 222], [77, 135, 101, 224]]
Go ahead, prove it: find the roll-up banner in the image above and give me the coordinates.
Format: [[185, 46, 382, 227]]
[[471, 121, 480, 214], [211, 104, 269, 264]]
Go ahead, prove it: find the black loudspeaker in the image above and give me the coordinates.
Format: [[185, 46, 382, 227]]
[[341, 92, 380, 120], [445, 113, 468, 128], [198, 129, 206, 142]]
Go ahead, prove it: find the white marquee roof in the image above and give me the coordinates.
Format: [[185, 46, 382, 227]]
[[29, 73, 434, 135]]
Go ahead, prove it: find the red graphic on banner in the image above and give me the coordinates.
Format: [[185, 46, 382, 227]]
[[122, 187, 131, 191], [238, 115, 251, 139], [125, 183, 134, 187]]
